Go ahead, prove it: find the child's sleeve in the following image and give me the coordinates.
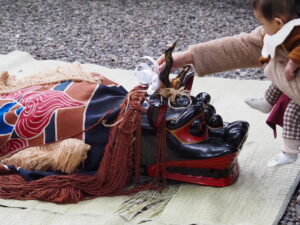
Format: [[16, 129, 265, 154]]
[[188, 26, 264, 76]]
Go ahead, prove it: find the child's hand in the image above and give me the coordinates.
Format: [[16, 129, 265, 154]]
[[284, 59, 300, 81], [157, 50, 194, 72]]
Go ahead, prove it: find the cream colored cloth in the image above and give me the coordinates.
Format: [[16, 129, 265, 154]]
[[0, 51, 299, 225], [264, 46, 300, 105]]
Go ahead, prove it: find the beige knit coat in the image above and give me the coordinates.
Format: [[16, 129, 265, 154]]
[[189, 26, 300, 105]]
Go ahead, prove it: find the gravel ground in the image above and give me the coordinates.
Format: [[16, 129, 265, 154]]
[[0, 0, 264, 79], [0, 0, 297, 224]]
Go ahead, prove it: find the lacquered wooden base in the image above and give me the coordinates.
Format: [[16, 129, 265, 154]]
[[147, 153, 240, 187]]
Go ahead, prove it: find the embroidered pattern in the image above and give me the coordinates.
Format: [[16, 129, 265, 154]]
[[0, 83, 86, 156], [16, 90, 84, 139]]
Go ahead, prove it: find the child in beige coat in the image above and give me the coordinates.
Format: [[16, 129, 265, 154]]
[[157, 0, 300, 167]]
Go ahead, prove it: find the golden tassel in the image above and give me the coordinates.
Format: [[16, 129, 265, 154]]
[[1, 139, 90, 174]]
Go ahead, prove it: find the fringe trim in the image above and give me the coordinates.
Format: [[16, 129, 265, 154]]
[[0, 62, 103, 94], [1, 139, 91, 174], [117, 185, 179, 221]]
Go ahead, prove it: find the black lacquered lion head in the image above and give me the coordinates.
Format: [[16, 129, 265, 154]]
[[143, 42, 225, 144], [140, 43, 249, 187], [141, 42, 249, 154]]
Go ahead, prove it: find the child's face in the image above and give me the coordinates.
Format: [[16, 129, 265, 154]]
[[254, 9, 284, 35]]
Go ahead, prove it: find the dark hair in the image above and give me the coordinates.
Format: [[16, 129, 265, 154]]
[[253, 0, 299, 21]]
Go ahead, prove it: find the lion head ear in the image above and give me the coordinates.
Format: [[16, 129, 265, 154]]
[[159, 42, 176, 88], [171, 65, 191, 89]]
